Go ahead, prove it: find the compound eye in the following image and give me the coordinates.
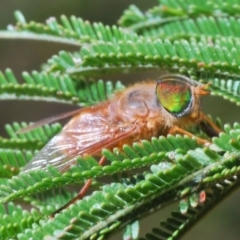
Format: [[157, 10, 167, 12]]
[[156, 78, 192, 117]]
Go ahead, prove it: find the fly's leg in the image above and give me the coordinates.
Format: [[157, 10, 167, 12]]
[[169, 112, 222, 145], [200, 115, 222, 137], [50, 156, 106, 218], [168, 126, 210, 145]]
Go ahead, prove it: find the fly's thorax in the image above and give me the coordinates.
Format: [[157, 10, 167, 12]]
[[114, 82, 162, 121], [109, 80, 189, 130]]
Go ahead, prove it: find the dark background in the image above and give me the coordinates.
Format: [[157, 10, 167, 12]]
[[0, 1, 239, 239]]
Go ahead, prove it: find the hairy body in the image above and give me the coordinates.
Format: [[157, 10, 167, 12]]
[[23, 76, 217, 172]]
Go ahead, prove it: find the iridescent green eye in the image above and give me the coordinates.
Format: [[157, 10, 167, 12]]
[[156, 78, 192, 117]]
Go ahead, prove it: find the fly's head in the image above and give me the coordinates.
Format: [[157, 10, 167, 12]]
[[156, 75, 210, 125]]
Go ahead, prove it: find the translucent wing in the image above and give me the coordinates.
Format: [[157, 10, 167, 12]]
[[23, 105, 136, 172], [17, 108, 82, 134]]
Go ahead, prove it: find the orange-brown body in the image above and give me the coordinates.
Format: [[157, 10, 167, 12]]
[[23, 77, 219, 173], [63, 81, 203, 148]]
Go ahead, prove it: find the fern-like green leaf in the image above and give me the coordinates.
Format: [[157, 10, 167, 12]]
[[0, 149, 34, 177], [140, 175, 240, 240], [1, 1, 240, 239], [15, 141, 240, 239], [209, 78, 240, 106], [0, 135, 199, 203], [140, 17, 240, 41], [45, 38, 240, 82], [0, 123, 62, 176], [3, 11, 139, 46], [0, 201, 42, 239], [0, 69, 125, 105], [119, 1, 240, 30]]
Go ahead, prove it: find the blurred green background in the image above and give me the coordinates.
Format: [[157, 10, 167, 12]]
[[0, 0, 240, 239]]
